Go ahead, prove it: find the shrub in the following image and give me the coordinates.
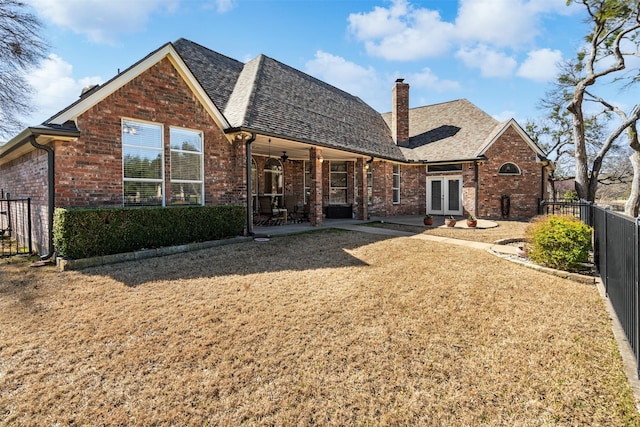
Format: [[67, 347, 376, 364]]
[[54, 205, 245, 259], [563, 189, 579, 202], [526, 215, 592, 272]]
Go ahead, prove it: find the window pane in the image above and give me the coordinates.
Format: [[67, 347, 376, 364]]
[[428, 164, 462, 172], [171, 152, 202, 181], [499, 163, 520, 174], [170, 128, 202, 152], [124, 181, 162, 206], [122, 120, 162, 148], [331, 174, 347, 187], [330, 189, 347, 204], [331, 161, 347, 172], [448, 179, 460, 211], [123, 148, 162, 179], [171, 183, 202, 205], [431, 180, 442, 211]]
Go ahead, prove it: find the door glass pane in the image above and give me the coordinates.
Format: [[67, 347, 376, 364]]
[[448, 179, 460, 211], [431, 180, 442, 211]]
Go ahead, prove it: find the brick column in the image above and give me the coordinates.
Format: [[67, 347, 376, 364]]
[[309, 147, 323, 226], [355, 157, 368, 220]]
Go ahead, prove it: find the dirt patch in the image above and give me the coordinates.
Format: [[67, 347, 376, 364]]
[[1, 230, 637, 425]]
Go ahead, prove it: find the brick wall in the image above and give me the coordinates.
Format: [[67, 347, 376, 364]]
[[477, 127, 543, 219], [368, 161, 425, 217], [55, 57, 244, 208], [0, 149, 50, 254]]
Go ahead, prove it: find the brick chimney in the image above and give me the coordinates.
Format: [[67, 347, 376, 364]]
[[391, 78, 409, 145]]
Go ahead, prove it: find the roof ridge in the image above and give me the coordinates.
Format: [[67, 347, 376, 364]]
[[223, 54, 265, 127], [173, 38, 244, 67]]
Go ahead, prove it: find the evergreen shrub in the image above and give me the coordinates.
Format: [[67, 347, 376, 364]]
[[526, 215, 592, 272], [54, 205, 245, 259]]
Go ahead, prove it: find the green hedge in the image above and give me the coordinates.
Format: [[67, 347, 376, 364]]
[[526, 215, 592, 272], [54, 205, 245, 259]]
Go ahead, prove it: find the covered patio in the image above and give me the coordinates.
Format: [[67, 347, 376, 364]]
[[252, 214, 498, 237]]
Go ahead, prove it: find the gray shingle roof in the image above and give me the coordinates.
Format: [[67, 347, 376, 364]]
[[173, 39, 245, 112], [173, 39, 405, 161], [382, 99, 502, 162]]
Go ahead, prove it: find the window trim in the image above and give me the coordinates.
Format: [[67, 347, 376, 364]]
[[366, 167, 373, 205], [498, 162, 521, 175], [392, 163, 400, 204], [329, 161, 348, 205], [169, 126, 204, 206], [122, 118, 165, 207]]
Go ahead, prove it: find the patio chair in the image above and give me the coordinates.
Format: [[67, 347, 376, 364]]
[[258, 196, 286, 225], [285, 198, 304, 223]]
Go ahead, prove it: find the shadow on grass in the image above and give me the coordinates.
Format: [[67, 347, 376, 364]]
[[80, 229, 392, 287]]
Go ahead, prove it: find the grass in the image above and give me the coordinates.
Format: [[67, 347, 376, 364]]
[[1, 228, 638, 425]]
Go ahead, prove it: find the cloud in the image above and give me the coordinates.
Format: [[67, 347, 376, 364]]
[[348, 0, 455, 60], [407, 67, 460, 92], [492, 110, 517, 122], [29, 0, 179, 44], [202, 0, 236, 13], [455, 0, 541, 48], [517, 48, 563, 82], [348, 0, 580, 65], [23, 54, 102, 123], [455, 45, 517, 77], [304, 51, 388, 111]]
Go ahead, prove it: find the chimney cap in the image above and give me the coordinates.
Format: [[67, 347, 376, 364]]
[[395, 78, 405, 83]]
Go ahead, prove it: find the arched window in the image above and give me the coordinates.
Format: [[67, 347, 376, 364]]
[[498, 162, 521, 175]]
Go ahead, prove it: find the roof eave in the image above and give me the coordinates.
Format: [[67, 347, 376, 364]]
[[46, 42, 231, 130], [225, 126, 406, 163], [0, 126, 81, 163]]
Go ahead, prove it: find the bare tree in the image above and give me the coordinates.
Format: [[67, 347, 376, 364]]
[[561, 0, 640, 209], [0, 0, 47, 139]]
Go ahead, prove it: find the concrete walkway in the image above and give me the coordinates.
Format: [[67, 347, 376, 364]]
[[254, 214, 518, 256], [333, 222, 519, 256]]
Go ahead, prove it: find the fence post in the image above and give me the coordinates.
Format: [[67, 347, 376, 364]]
[[635, 217, 640, 378], [27, 198, 32, 255]]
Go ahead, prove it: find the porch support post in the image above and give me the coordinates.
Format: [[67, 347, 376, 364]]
[[355, 157, 368, 220], [309, 147, 323, 226]]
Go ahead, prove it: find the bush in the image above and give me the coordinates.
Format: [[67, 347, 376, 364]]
[[526, 215, 592, 272], [54, 205, 245, 259]]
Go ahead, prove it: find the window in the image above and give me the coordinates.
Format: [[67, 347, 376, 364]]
[[122, 119, 164, 206], [392, 164, 400, 204], [264, 157, 283, 196], [170, 127, 203, 205], [427, 164, 463, 173], [330, 161, 347, 204], [499, 162, 521, 175], [367, 167, 373, 205]]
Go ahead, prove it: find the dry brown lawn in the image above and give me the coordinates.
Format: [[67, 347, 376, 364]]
[[1, 229, 638, 426]]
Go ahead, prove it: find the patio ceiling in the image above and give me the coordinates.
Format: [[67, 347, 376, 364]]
[[250, 134, 371, 162]]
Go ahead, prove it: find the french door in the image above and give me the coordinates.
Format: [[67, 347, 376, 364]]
[[427, 176, 462, 215]]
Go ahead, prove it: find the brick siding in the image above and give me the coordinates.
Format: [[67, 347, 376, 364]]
[[54, 58, 245, 208], [0, 149, 50, 254]]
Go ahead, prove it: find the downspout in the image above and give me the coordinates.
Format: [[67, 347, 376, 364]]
[[245, 133, 256, 236], [541, 163, 547, 203], [29, 135, 55, 260], [474, 161, 479, 216]]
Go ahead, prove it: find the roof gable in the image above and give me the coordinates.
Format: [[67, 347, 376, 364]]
[[382, 99, 499, 162], [475, 118, 546, 158], [46, 42, 230, 130]]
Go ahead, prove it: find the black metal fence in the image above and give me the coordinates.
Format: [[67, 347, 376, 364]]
[[541, 199, 640, 375], [0, 198, 32, 257]]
